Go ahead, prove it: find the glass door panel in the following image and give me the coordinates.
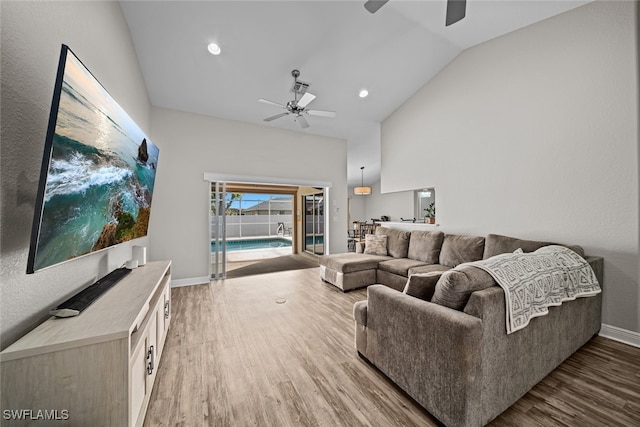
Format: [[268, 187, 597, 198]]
[[210, 182, 227, 280], [303, 192, 324, 255]]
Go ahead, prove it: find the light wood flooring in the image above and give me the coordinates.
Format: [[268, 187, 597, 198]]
[[225, 253, 319, 279], [145, 267, 640, 426]]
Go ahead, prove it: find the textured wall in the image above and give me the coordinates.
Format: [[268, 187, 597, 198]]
[[1, 1, 152, 348], [380, 1, 639, 332]]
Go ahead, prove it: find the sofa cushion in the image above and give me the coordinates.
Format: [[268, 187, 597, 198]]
[[378, 258, 428, 277], [407, 264, 451, 276], [431, 265, 496, 310], [407, 230, 445, 264], [403, 272, 443, 301], [319, 253, 391, 273], [376, 226, 411, 258], [364, 234, 388, 256], [483, 234, 552, 259], [439, 234, 485, 267], [483, 233, 585, 259]]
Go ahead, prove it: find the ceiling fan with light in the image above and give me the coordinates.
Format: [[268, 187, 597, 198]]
[[364, 0, 467, 26], [258, 69, 336, 129]]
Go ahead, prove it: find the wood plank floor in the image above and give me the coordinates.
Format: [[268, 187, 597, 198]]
[[145, 267, 640, 427], [225, 254, 319, 279]]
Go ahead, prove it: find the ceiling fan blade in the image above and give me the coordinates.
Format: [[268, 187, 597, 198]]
[[264, 112, 289, 122], [364, 0, 389, 14], [445, 0, 466, 26], [297, 92, 316, 108], [258, 98, 286, 108], [306, 109, 336, 118], [296, 115, 310, 129]]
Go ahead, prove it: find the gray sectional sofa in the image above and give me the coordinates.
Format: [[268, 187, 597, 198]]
[[319, 227, 587, 292], [319, 228, 604, 427], [320, 227, 491, 291]]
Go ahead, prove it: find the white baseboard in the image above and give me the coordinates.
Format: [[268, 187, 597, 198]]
[[171, 276, 210, 288], [599, 324, 640, 348]]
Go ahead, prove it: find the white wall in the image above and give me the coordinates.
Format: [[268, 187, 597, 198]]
[[360, 181, 415, 222], [149, 107, 347, 282], [349, 181, 414, 224], [381, 1, 639, 332], [348, 196, 367, 224], [0, 1, 152, 348]]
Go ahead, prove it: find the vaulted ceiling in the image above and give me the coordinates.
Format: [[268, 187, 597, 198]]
[[120, 0, 590, 187]]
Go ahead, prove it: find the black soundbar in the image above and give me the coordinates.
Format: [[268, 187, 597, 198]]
[[50, 267, 132, 317]]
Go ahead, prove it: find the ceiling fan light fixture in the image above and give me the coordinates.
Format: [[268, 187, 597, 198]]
[[258, 69, 335, 127], [207, 43, 221, 55], [354, 166, 372, 196], [359, 89, 369, 98]]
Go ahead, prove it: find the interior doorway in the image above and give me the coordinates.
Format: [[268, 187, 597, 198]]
[[209, 182, 324, 280]]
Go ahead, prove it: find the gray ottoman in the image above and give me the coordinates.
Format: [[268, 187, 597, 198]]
[[319, 253, 391, 291]]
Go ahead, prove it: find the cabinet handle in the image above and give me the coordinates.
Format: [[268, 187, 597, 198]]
[[146, 345, 155, 375], [164, 300, 170, 319]]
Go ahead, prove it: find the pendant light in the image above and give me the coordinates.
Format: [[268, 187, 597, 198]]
[[354, 166, 372, 196]]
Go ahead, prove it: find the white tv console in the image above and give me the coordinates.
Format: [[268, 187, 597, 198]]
[[0, 260, 172, 426]]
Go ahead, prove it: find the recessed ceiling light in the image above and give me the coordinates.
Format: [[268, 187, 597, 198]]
[[359, 89, 369, 98], [207, 43, 221, 55]]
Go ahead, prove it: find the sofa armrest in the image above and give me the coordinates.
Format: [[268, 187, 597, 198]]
[[366, 285, 482, 357], [353, 300, 368, 326], [463, 286, 504, 320], [364, 285, 483, 427]]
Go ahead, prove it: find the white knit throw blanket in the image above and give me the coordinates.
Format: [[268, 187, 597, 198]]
[[468, 245, 601, 334]]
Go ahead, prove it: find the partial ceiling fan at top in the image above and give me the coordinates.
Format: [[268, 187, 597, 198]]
[[258, 69, 336, 129], [364, 0, 467, 26]]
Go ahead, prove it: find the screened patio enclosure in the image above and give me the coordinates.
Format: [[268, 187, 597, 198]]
[[210, 185, 298, 279], [218, 193, 294, 238]]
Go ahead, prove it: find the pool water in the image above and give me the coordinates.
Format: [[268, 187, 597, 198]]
[[211, 238, 292, 252], [305, 236, 324, 245]]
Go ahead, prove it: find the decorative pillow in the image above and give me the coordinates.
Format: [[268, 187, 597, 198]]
[[376, 227, 411, 258], [439, 234, 485, 267], [431, 265, 495, 310], [403, 272, 443, 301], [364, 234, 388, 256], [407, 230, 445, 264]]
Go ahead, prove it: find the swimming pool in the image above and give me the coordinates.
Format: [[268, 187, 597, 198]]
[[305, 236, 324, 245], [211, 237, 292, 252]]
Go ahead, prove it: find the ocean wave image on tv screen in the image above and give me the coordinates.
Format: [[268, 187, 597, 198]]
[[33, 51, 159, 271]]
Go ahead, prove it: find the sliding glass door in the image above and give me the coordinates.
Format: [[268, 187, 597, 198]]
[[303, 192, 324, 255], [210, 182, 227, 280]]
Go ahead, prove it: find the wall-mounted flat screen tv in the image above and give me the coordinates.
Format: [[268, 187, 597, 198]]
[[27, 45, 159, 273]]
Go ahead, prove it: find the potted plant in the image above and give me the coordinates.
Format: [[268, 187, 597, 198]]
[[424, 202, 436, 224]]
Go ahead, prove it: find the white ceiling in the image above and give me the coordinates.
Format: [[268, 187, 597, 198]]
[[120, 0, 590, 187]]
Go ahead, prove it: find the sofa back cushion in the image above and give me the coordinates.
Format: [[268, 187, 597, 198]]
[[376, 226, 411, 258], [483, 233, 585, 259], [439, 234, 485, 267], [407, 230, 444, 264], [483, 234, 552, 259], [431, 265, 495, 310]]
